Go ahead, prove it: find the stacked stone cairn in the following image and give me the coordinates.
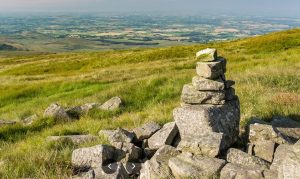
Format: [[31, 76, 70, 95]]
[[69, 49, 300, 179]]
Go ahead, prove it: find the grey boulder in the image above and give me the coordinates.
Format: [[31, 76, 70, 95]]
[[252, 140, 276, 163], [112, 142, 142, 162], [181, 84, 225, 105], [22, 114, 38, 125], [133, 121, 161, 141], [72, 145, 115, 169], [0, 120, 17, 127], [249, 123, 293, 144], [168, 152, 226, 178], [99, 128, 135, 143], [139, 145, 180, 179], [99, 97, 122, 110], [220, 163, 264, 179], [147, 122, 178, 150], [177, 132, 223, 157], [44, 103, 71, 121], [174, 99, 240, 150], [192, 76, 225, 91], [196, 57, 226, 79], [226, 148, 270, 170], [195, 48, 218, 62]]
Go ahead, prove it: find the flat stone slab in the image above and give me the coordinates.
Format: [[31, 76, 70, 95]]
[[147, 122, 178, 150], [99, 128, 135, 143], [253, 140, 275, 163], [181, 84, 225, 105], [192, 76, 225, 91], [220, 163, 264, 179], [226, 148, 270, 170], [177, 132, 223, 157], [278, 142, 300, 179], [140, 145, 180, 179], [196, 57, 226, 79], [133, 121, 161, 141], [72, 145, 115, 169], [271, 144, 293, 171], [169, 152, 226, 178], [173, 100, 240, 150], [47, 135, 97, 144], [44, 103, 71, 121], [196, 48, 218, 62], [98, 96, 122, 110], [249, 123, 293, 144], [112, 142, 142, 162]]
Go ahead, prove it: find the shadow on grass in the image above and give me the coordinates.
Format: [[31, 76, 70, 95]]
[[0, 117, 56, 143]]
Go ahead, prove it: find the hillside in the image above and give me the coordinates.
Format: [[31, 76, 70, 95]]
[[0, 29, 300, 178]]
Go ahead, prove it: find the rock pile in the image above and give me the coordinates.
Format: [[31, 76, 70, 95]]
[[69, 49, 300, 179], [174, 48, 240, 157]]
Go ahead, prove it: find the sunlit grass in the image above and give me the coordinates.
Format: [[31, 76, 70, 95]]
[[0, 29, 299, 178]]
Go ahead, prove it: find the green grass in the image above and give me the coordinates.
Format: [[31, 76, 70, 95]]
[[0, 29, 300, 178]]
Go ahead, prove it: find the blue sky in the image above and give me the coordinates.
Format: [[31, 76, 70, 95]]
[[0, 0, 299, 17]]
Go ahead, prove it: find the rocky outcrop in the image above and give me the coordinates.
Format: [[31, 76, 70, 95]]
[[69, 49, 300, 179], [98, 97, 122, 110], [44, 103, 71, 121]]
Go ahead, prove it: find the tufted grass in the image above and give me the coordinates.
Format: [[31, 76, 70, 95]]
[[0, 29, 300, 178]]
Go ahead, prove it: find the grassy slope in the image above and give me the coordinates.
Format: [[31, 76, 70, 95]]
[[0, 29, 299, 178]]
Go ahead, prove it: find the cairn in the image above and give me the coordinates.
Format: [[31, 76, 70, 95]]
[[173, 48, 240, 157]]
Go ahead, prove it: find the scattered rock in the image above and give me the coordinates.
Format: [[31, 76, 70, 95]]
[[67, 103, 99, 119], [0, 120, 17, 127], [47, 135, 97, 145], [249, 123, 293, 144], [133, 122, 161, 141], [99, 128, 135, 143], [147, 122, 178, 150], [22, 114, 38, 125], [177, 132, 223, 157], [168, 152, 226, 178], [252, 140, 275, 163], [181, 84, 225, 105], [112, 142, 142, 162], [93, 163, 129, 179], [226, 148, 270, 170], [196, 48, 218, 62], [139, 145, 180, 179], [196, 57, 226, 79], [44, 103, 71, 121], [72, 145, 115, 169], [192, 76, 225, 91], [99, 97, 122, 110], [220, 163, 264, 179], [174, 99, 240, 150]]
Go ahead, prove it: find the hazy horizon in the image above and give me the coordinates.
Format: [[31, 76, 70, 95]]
[[0, 0, 300, 18]]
